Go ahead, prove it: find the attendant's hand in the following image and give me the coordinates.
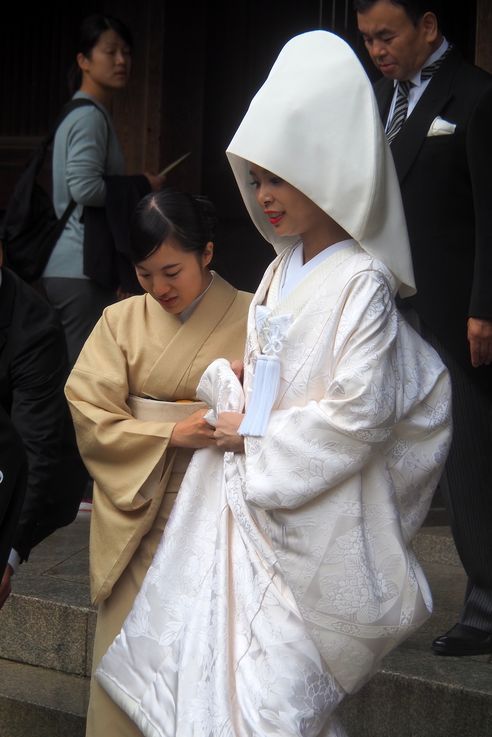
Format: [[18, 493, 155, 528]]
[[169, 409, 216, 449], [214, 412, 245, 453], [0, 565, 13, 610], [468, 317, 492, 367], [144, 172, 166, 192]]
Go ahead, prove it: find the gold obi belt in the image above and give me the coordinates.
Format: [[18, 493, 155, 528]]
[[127, 395, 207, 521]]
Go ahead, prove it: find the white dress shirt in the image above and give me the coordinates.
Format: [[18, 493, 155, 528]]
[[385, 37, 449, 130]]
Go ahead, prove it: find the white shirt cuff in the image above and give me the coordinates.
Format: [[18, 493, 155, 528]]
[[7, 549, 20, 573]]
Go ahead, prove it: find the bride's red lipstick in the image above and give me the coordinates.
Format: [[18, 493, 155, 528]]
[[264, 210, 284, 226]]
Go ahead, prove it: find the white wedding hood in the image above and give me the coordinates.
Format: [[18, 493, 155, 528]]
[[226, 30, 416, 296]]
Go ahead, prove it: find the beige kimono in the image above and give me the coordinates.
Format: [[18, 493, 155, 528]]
[[65, 272, 251, 737]]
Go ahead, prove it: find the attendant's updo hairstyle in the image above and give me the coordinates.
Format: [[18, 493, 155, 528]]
[[68, 14, 133, 94], [130, 189, 218, 264]]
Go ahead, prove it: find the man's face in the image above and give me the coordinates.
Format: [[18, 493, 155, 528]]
[[357, 0, 438, 81]]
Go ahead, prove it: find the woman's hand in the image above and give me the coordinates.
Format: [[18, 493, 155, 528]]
[[214, 412, 245, 452], [169, 409, 216, 449]]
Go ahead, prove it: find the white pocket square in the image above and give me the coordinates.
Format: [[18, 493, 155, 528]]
[[427, 116, 456, 136]]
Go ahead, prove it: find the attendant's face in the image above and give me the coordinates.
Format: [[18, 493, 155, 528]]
[[357, 1, 438, 81], [77, 29, 132, 91], [135, 237, 213, 315], [249, 165, 329, 239]]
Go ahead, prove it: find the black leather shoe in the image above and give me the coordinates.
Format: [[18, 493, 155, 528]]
[[432, 624, 492, 656]]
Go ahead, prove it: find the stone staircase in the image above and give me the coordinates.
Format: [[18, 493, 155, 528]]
[[0, 516, 92, 736], [0, 520, 491, 736]]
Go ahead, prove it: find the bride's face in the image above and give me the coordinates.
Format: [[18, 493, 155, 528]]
[[248, 164, 330, 239]]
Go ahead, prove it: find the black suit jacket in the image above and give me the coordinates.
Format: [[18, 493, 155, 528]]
[[375, 48, 492, 391], [0, 268, 68, 560], [0, 405, 27, 575]]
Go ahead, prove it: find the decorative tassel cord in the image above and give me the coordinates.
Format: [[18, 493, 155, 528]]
[[238, 354, 280, 437]]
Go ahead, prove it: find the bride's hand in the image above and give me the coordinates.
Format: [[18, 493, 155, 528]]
[[214, 412, 244, 452]]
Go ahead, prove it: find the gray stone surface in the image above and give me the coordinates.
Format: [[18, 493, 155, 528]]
[[413, 526, 463, 568], [0, 659, 88, 737], [0, 517, 94, 675], [1, 516, 491, 736], [0, 592, 92, 675], [339, 649, 492, 737]]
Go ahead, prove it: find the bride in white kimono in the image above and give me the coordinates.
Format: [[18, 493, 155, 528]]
[[96, 31, 452, 737]]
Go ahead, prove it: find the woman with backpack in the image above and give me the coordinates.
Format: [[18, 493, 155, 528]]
[[42, 13, 163, 367]]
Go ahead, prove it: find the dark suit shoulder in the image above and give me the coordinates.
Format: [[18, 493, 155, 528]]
[[1, 269, 63, 337], [439, 51, 492, 110]]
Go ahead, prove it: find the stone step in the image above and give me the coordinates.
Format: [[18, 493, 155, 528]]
[[0, 519, 490, 736], [0, 524, 466, 677], [413, 525, 463, 568], [0, 517, 95, 677], [0, 658, 88, 737], [339, 553, 492, 736], [339, 647, 492, 737]]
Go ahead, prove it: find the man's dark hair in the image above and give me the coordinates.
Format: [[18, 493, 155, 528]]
[[353, 1, 441, 26]]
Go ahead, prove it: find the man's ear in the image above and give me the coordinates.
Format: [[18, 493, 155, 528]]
[[0, 242, 4, 268], [421, 11, 439, 43]]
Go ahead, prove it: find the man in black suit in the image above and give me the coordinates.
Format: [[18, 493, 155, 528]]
[[356, 0, 492, 656], [0, 406, 27, 604], [0, 242, 75, 607]]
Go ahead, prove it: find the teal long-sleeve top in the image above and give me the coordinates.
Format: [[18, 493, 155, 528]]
[[43, 91, 125, 279]]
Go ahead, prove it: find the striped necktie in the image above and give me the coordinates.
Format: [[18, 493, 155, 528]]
[[386, 79, 412, 144], [386, 46, 452, 145]]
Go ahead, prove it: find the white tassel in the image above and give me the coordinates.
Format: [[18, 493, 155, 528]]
[[238, 354, 280, 437]]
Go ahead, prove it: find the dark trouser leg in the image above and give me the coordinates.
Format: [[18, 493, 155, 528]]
[[41, 277, 116, 367], [41, 277, 115, 510], [421, 324, 492, 632]]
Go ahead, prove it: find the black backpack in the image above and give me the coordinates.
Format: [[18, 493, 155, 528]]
[[1, 99, 100, 283]]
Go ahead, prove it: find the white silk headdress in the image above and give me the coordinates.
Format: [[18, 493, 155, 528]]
[[226, 30, 416, 297]]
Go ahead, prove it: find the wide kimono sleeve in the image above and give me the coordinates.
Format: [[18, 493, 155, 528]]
[[244, 270, 451, 510], [65, 307, 175, 512]]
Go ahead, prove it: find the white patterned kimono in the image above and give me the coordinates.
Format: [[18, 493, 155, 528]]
[[97, 29, 453, 737], [96, 241, 451, 737]]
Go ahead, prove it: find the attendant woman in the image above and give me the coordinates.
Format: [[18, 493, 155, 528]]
[[96, 32, 452, 737], [65, 189, 252, 737]]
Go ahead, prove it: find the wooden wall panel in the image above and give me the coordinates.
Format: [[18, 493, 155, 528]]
[[102, 0, 166, 176], [475, 0, 492, 73]]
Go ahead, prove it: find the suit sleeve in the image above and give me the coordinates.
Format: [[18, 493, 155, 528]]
[[467, 86, 492, 319], [0, 406, 27, 575], [9, 293, 67, 559]]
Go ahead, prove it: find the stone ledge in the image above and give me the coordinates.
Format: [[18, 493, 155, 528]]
[[0, 658, 88, 737], [414, 526, 462, 568], [340, 647, 492, 737]]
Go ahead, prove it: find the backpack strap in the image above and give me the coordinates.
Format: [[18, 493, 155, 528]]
[[45, 98, 108, 146]]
